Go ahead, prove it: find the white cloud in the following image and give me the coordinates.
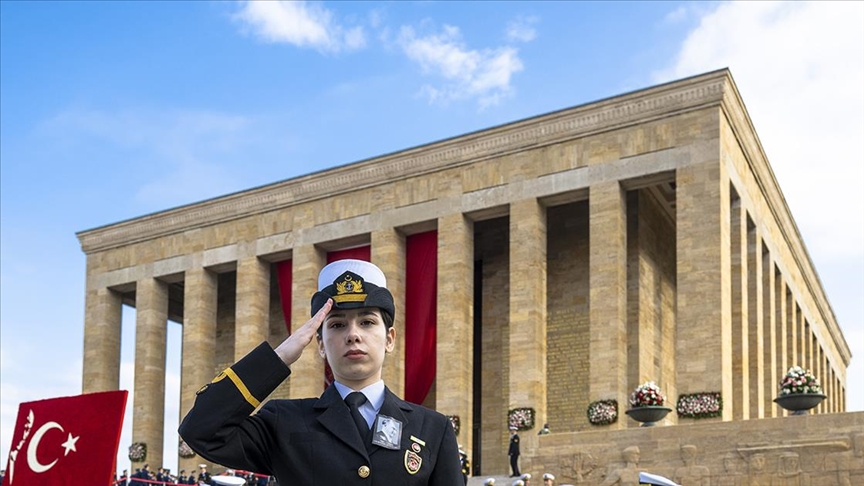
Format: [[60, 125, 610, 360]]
[[398, 24, 524, 108], [654, 1, 864, 259], [506, 15, 539, 43], [663, 6, 689, 24], [657, 1, 864, 412], [234, 0, 366, 53]]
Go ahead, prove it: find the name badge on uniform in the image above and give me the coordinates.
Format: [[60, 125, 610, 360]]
[[371, 414, 402, 450]]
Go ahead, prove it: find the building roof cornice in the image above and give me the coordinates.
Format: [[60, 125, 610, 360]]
[[76, 70, 729, 254]]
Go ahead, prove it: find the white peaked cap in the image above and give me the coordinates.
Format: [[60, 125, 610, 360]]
[[543, 473, 555, 480], [484, 480, 495, 486], [318, 259, 387, 290]]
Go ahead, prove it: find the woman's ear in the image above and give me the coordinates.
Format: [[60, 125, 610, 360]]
[[385, 326, 396, 354], [317, 332, 326, 359]]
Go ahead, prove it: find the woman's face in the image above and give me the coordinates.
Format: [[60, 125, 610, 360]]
[[318, 307, 395, 390]]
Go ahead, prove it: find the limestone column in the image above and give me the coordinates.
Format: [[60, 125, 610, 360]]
[[798, 309, 805, 370], [372, 228, 406, 398], [235, 255, 271, 361], [82, 286, 122, 392], [132, 277, 168, 469], [627, 192, 658, 397], [730, 197, 749, 420], [787, 294, 797, 369], [763, 254, 777, 417], [815, 345, 823, 413], [179, 266, 217, 473], [509, 198, 547, 429], [436, 213, 473, 449], [290, 245, 326, 398], [776, 278, 788, 416], [802, 320, 809, 375], [747, 225, 764, 419], [589, 182, 628, 426], [676, 161, 732, 421], [801, 315, 808, 372]]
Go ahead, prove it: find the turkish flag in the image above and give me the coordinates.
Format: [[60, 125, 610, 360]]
[[2, 390, 128, 486]]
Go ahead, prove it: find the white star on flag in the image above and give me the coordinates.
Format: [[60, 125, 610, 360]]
[[61, 433, 79, 456]]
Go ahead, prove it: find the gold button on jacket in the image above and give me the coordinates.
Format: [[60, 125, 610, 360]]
[[358, 465, 370, 478]]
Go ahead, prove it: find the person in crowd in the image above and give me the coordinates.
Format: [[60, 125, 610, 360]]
[[542, 472, 555, 486], [197, 464, 212, 484]]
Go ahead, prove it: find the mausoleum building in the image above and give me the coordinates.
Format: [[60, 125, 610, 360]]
[[77, 69, 856, 482]]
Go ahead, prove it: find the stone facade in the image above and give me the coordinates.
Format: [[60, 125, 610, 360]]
[[78, 69, 852, 480]]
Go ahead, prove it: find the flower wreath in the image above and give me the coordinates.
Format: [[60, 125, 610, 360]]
[[128, 442, 147, 462], [587, 399, 618, 426], [508, 407, 535, 431], [676, 392, 723, 419], [178, 438, 196, 458]]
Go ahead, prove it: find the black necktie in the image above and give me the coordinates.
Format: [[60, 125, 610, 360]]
[[345, 392, 369, 437]]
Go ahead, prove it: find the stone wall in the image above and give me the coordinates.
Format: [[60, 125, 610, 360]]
[[524, 411, 864, 485], [475, 217, 510, 474], [547, 201, 591, 432]]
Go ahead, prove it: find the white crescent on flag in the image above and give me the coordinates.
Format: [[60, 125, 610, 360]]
[[27, 421, 64, 473]]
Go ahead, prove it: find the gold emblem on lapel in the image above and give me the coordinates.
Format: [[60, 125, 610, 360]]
[[404, 450, 422, 475]]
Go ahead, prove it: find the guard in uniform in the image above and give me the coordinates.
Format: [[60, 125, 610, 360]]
[[542, 473, 555, 486], [508, 427, 521, 477], [180, 260, 461, 486], [197, 464, 212, 484]]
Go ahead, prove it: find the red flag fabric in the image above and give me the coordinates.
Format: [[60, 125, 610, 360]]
[[2, 390, 128, 486], [404, 230, 437, 404]]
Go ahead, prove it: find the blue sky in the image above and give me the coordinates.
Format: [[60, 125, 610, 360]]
[[2, 0, 862, 476]]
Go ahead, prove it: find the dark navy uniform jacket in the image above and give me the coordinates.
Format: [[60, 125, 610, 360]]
[[179, 342, 461, 486]]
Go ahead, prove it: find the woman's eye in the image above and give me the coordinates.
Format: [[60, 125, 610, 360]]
[[329, 322, 344, 329], [361, 320, 375, 326]]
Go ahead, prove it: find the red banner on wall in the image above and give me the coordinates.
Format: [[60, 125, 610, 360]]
[[276, 260, 293, 334], [2, 390, 128, 486], [404, 231, 437, 404]]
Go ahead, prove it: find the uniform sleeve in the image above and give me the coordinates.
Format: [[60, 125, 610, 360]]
[[428, 413, 463, 486], [178, 342, 291, 475]]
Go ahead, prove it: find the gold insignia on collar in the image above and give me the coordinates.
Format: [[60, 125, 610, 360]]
[[333, 272, 367, 303]]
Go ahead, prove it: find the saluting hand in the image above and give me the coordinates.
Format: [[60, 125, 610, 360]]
[[274, 298, 332, 367]]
